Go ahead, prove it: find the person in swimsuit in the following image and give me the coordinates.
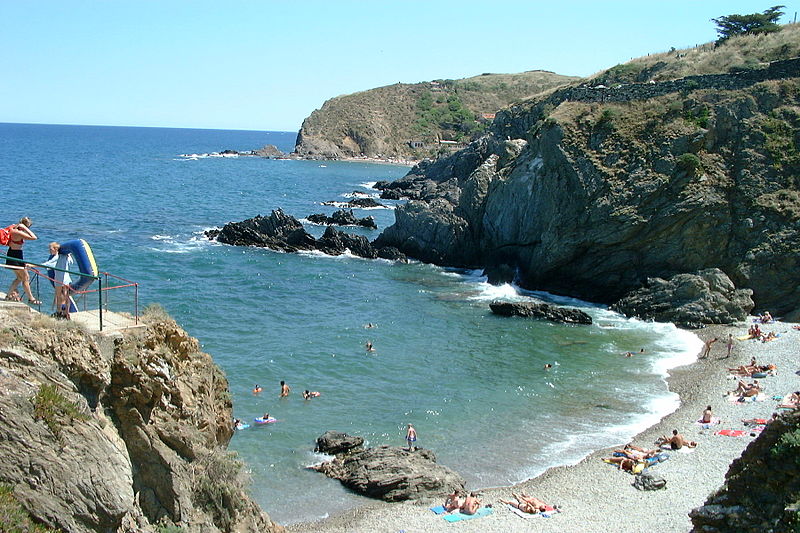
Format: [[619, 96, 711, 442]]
[[5, 217, 40, 305], [303, 390, 321, 399], [460, 492, 480, 515], [279, 380, 291, 397], [658, 429, 697, 449], [406, 423, 417, 451], [443, 490, 463, 512], [701, 405, 713, 424]]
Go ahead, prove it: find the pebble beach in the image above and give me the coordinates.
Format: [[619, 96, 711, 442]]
[[287, 319, 800, 533]]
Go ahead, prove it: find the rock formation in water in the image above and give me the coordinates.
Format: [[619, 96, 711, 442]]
[[489, 301, 593, 325], [373, 40, 800, 321], [0, 306, 283, 533], [689, 410, 800, 532], [307, 209, 377, 229], [310, 433, 465, 502], [206, 209, 407, 262]]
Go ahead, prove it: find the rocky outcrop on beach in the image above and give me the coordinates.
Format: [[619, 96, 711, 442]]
[[489, 301, 593, 325], [373, 50, 800, 319], [689, 410, 800, 533], [611, 269, 754, 329], [311, 440, 465, 502], [307, 209, 377, 229], [0, 307, 282, 533], [206, 210, 407, 262]]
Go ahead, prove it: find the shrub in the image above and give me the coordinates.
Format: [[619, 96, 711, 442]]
[[595, 108, 618, 129], [676, 153, 703, 174], [684, 106, 711, 128], [32, 384, 89, 440], [192, 452, 247, 531], [142, 303, 171, 322]]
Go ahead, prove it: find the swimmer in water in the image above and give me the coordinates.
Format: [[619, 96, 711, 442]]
[[543, 363, 553, 370], [303, 390, 321, 399], [252, 384, 262, 395], [366, 341, 375, 352], [280, 380, 291, 397]]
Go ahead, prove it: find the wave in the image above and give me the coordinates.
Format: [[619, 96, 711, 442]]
[[358, 181, 378, 190]]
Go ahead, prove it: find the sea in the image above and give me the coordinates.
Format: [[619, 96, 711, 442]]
[[0, 123, 702, 525]]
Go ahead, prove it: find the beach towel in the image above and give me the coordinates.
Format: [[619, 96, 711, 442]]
[[442, 507, 493, 522], [430, 505, 447, 515], [715, 429, 746, 437]]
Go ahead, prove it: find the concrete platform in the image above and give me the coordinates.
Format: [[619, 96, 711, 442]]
[[1, 290, 142, 334]]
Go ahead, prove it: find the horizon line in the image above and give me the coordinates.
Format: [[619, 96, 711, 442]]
[[0, 121, 297, 134]]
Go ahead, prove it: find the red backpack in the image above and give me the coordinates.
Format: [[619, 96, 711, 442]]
[[0, 225, 14, 246]]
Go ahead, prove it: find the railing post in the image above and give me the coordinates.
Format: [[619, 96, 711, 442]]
[[134, 283, 139, 325], [98, 276, 103, 331]]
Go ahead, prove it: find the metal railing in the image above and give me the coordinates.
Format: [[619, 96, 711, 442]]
[[1, 253, 138, 331]]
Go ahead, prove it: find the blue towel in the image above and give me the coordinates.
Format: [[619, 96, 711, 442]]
[[430, 505, 446, 515], [442, 507, 493, 522]]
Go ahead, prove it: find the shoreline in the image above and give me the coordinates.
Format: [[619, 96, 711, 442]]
[[286, 320, 799, 532]]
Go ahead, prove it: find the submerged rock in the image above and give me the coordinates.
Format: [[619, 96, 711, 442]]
[[490, 301, 593, 325], [311, 442, 465, 502], [611, 268, 754, 328]]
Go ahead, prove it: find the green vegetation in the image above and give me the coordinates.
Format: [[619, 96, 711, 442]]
[[32, 384, 88, 440], [762, 113, 800, 177], [772, 426, 800, 466], [142, 303, 171, 322], [684, 105, 711, 128], [594, 108, 618, 130], [414, 90, 485, 141], [0, 484, 59, 532], [676, 153, 703, 175], [192, 452, 247, 531], [713, 5, 785, 43]]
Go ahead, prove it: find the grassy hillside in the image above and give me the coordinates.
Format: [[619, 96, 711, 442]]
[[590, 23, 800, 85], [294, 70, 580, 160]]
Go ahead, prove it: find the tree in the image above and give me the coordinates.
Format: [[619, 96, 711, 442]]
[[712, 5, 785, 43]]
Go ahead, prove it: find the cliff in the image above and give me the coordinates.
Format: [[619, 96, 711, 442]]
[[0, 306, 283, 533], [373, 26, 800, 319], [294, 71, 579, 160]]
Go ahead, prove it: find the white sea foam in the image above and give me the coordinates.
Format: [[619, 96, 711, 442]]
[[468, 281, 524, 302], [359, 181, 378, 189]]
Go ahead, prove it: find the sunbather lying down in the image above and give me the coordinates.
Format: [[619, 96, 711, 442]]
[[728, 364, 776, 376], [779, 392, 800, 409], [602, 455, 645, 473], [500, 493, 556, 514]]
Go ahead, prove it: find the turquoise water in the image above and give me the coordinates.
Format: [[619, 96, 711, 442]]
[[0, 123, 701, 525]]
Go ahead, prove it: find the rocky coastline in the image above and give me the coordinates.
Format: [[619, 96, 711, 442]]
[[0, 305, 283, 533]]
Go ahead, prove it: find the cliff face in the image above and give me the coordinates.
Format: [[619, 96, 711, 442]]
[[294, 71, 579, 160], [374, 55, 800, 318], [0, 307, 283, 533]]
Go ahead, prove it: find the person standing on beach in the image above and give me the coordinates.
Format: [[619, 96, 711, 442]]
[[279, 380, 291, 397], [406, 423, 417, 451], [4, 217, 40, 305], [701, 337, 718, 358], [725, 334, 734, 358]]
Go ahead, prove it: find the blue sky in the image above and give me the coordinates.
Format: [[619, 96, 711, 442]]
[[1, 1, 794, 132]]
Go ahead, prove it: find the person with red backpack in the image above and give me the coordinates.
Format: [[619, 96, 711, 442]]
[[4, 216, 39, 304]]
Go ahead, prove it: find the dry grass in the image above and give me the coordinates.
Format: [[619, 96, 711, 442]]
[[589, 23, 800, 84]]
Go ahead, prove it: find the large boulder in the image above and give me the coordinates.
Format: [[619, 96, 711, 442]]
[[314, 431, 364, 455], [611, 268, 754, 328], [490, 301, 593, 324], [312, 445, 465, 502]]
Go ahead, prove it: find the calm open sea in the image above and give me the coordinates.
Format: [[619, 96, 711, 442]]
[[0, 123, 701, 524]]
